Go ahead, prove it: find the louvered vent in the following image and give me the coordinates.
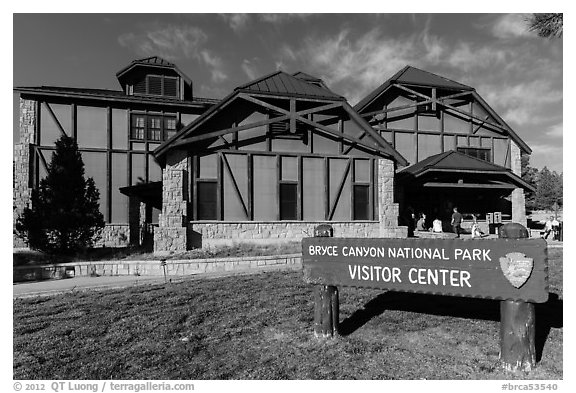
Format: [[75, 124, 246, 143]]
[[164, 77, 178, 97], [270, 120, 308, 140], [133, 77, 147, 94], [148, 76, 162, 95]]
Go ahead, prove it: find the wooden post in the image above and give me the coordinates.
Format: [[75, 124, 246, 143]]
[[499, 222, 536, 371], [313, 224, 339, 338]]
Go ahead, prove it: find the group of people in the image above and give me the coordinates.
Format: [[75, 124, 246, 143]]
[[411, 207, 485, 239]]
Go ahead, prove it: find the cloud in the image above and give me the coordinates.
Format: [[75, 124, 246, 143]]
[[220, 14, 250, 32], [259, 14, 312, 24], [479, 80, 562, 126], [492, 14, 532, 39], [200, 50, 228, 83], [274, 27, 447, 104], [446, 43, 507, 71], [545, 123, 563, 138], [527, 142, 563, 172], [118, 25, 207, 60], [241, 59, 259, 81]]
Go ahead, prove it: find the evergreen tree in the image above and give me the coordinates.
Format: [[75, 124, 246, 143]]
[[521, 155, 539, 210], [527, 13, 563, 38], [534, 167, 562, 210], [16, 135, 105, 254]]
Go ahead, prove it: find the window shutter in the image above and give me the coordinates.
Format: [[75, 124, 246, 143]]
[[164, 77, 178, 97], [147, 76, 162, 95], [133, 77, 146, 94]]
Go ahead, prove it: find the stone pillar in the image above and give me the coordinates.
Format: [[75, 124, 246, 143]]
[[510, 142, 527, 226], [13, 98, 36, 248], [154, 150, 189, 254], [377, 158, 407, 238]]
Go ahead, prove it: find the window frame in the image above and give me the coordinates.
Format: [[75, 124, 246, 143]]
[[131, 74, 180, 98], [457, 146, 492, 162], [129, 113, 177, 142]]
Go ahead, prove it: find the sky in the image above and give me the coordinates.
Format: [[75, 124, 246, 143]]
[[13, 13, 563, 173]]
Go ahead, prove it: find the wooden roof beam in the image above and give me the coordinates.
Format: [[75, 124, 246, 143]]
[[394, 84, 509, 135], [171, 114, 290, 147], [360, 90, 472, 120]]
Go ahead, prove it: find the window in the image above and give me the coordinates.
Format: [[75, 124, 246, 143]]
[[353, 185, 370, 220], [197, 182, 217, 220], [148, 117, 162, 141], [165, 117, 177, 140], [280, 183, 298, 220], [131, 115, 146, 140], [457, 147, 491, 162], [132, 75, 179, 98], [130, 114, 177, 142]]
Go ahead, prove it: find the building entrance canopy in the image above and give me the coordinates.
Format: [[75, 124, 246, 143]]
[[397, 150, 534, 191], [119, 181, 162, 209]]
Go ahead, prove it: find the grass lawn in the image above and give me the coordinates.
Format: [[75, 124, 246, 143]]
[[13, 248, 562, 380]]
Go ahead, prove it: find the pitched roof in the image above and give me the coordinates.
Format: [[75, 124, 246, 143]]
[[235, 70, 345, 101], [354, 65, 473, 113], [400, 150, 505, 174], [292, 71, 323, 82], [398, 150, 534, 191], [394, 66, 473, 90], [14, 85, 219, 108], [116, 56, 192, 86]]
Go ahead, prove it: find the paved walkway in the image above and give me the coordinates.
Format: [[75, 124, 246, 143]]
[[13, 264, 302, 299]]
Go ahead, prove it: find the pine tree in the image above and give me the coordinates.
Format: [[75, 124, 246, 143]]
[[16, 135, 105, 254], [534, 167, 562, 210], [521, 155, 539, 210], [527, 13, 563, 38]]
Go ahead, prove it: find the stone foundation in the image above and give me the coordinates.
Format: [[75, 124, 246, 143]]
[[189, 221, 380, 247], [95, 224, 131, 248]]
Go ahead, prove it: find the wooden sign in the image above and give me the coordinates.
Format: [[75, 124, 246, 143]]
[[302, 237, 548, 303]]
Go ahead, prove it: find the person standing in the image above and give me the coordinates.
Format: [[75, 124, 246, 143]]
[[543, 216, 553, 239], [451, 207, 463, 238]]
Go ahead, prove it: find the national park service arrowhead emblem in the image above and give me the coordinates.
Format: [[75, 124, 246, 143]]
[[499, 252, 533, 288]]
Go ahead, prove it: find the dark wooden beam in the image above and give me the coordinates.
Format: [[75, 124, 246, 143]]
[[422, 182, 516, 189], [221, 153, 249, 219], [247, 154, 253, 220], [240, 94, 342, 118], [297, 155, 303, 220], [328, 159, 351, 220], [290, 99, 296, 134], [173, 114, 290, 147], [43, 102, 68, 137], [394, 84, 508, 135], [343, 132, 367, 155], [324, 157, 329, 220], [36, 148, 49, 173], [360, 90, 472, 119]]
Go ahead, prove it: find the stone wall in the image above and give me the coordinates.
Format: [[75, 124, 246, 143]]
[[189, 221, 380, 247], [13, 99, 36, 248], [154, 150, 189, 253], [95, 224, 131, 248], [14, 254, 302, 281], [377, 158, 408, 238], [510, 142, 527, 226]]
